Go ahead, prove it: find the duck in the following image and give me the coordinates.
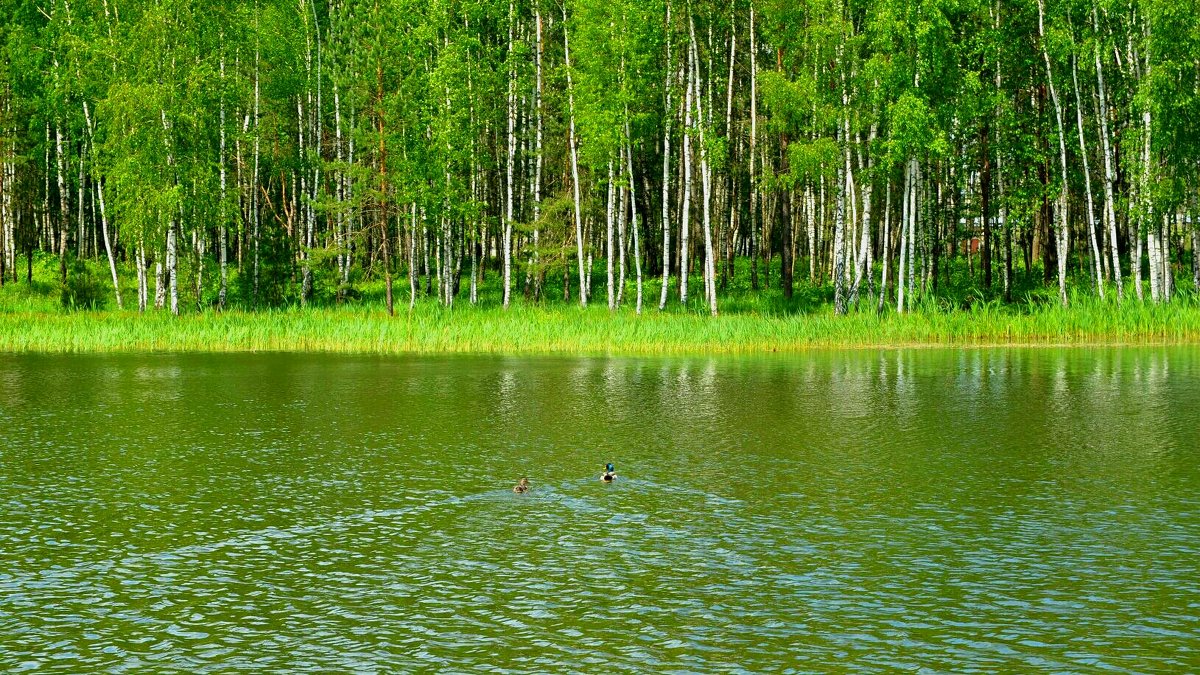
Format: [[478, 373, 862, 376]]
[[600, 463, 616, 482], [513, 477, 531, 494]]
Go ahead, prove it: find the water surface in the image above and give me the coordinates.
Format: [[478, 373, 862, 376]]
[[1, 349, 1197, 672]]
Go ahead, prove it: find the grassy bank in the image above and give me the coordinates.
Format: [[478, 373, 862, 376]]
[[3, 253, 1198, 354], [2, 298, 1198, 355]]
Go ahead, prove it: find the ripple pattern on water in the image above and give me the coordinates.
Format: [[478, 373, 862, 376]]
[[1, 350, 1198, 672]]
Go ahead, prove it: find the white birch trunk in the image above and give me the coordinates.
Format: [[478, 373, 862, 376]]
[[470, 164, 479, 304], [219, 48, 228, 309], [159, 109, 179, 315], [1163, 215, 1173, 301], [1148, 219, 1161, 302], [1193, 219, 1199, 293], [617, 157, 628, 308], [1038, 0, 1070, 307], [748, 2, 759, 289], [898, 159, 910, 313], [908, 159, 919, 309], [503, 0, 516, 309], [658, 4, 674, 309], [1094, 11, 1122, 299], [689, 15, 717, 316], [1, 135, 10, 277], [2, 130, 11, 276], [410, 203, 418, 310], [625, 129, 643, 314], [833, 162, 848, 314], [563, 5, 587, 306], [606, 159, 616, 309], [253, 30, 261, 304], [136, 241, 147, 312], [82, 102, 122, 309], [166, 223, 178, 315], [77, 146, 84, 258], [95, 167, 121, 310], [298, 9, 313, 306], [832, 69, 850, 314], [532, 9, 544, 299], [851, 126, 877, 307], [877, 176, 891, 313], [998, 148, 1011, 300], [54, 124, 68, 280], [679, 43, 693, 306], [155, 254, 165, 310], [1071, 52, 1103, 298], [806, 185, 816, 282]]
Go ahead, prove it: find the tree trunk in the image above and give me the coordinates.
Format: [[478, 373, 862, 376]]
[[832, 160, 848, 314], [658, 0, 674, 310], [805, 184, 815, 284], [616, 156, 628, 307], [688, 14, 717, 316], [877, 176, 892, 313], [606, 159, 616, 309], [1093, 6, 1121, 300], [851, 126, 876, 307], [298, 97, 311, 306], [1071, 51, 1103, 298], [1038, 0, 1070, 306], [503, 0, 516, 309], [898, 158, 910, 313], [253, 30, 262, 306], [54, 124, 68, 284], [167, 222, 178, 315], [1192, 220, 1199, 293], [779, 112, 793, 300], [137, 242, 147, 312], [410, 203, 418, 310], [377, 53, 394, 316], [748, 2, 759, 291], [832, 73, 850, 314], [563, 5, 587, 307], [908, 158, 918, 309], [625, 130, 643, 314], [532, 9, 544, 301], [82, 102, 122, 310], [219, 49, 228, 310], [679, 35, 693, 306], [981, 122, 992, 289], [999, 148, 1012, 302]]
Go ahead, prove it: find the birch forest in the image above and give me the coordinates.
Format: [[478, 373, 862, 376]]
[[0, 0, 1197, 316]]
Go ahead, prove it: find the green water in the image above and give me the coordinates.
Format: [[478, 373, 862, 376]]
[[1, 349, 1197, 672]]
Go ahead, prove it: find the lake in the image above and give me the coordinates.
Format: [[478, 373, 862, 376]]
[[1, 349, 1197, 672]]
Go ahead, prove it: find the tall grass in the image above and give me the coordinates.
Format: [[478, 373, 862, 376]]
[[1, 297, 1197, 355], [2, 253, 1198, 354]]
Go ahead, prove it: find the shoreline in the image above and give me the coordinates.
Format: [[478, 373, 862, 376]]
[[2, 305, 1197, 355]]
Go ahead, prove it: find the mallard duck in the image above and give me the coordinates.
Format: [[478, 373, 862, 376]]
[[600, 463, 616, 482], [513, 477, 531, 494]]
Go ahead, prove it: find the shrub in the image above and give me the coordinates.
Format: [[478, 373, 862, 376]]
[[60, 260, 108, 311]]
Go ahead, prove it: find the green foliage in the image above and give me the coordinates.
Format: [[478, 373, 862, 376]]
[[887, 92, 948, 161], [1, 0, 1197, 328], [60, 259, 108, 311]]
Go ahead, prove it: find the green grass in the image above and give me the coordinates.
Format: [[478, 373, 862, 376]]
[[1, 252, 1198, 354], [2, 297, 1198, 355]]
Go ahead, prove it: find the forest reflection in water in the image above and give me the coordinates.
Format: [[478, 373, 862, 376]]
[[0, 348, 1196, 672]]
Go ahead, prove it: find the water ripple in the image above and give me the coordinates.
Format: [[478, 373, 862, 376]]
[[1, 350, 1197, 672]]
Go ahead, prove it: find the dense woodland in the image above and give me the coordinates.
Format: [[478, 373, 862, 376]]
[[0, 0, 1197, 316]]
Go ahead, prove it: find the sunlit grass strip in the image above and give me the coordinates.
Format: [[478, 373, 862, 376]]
[[1, 296, 1199, 355]]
